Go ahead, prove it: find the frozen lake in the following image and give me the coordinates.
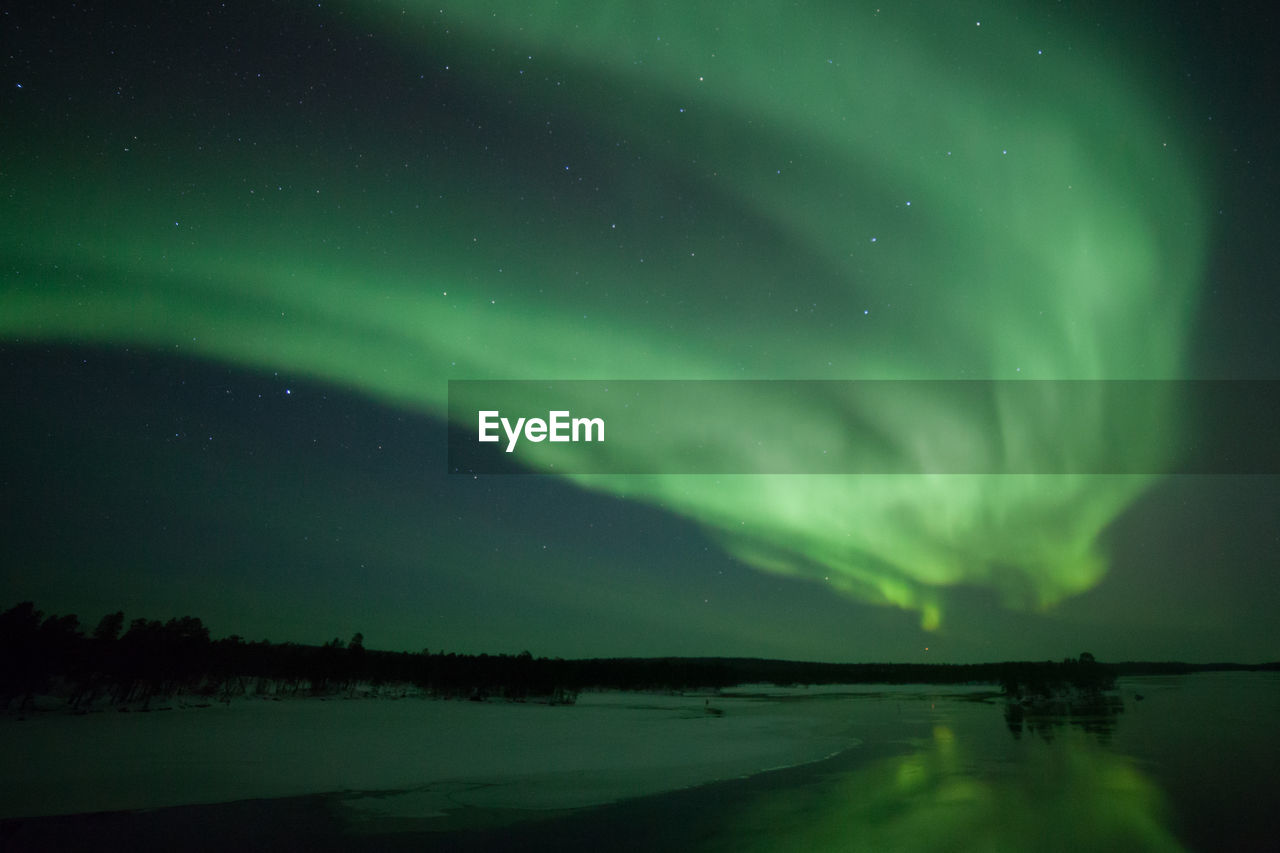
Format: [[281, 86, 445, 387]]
[[0, 688, 861, 819], [2, 673, 1277, 851]]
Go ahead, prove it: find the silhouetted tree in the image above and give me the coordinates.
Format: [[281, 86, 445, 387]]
[[0, 602, 46, 707], [348, 632, 367, 684], [10, 600, 1241, 712], [93, 611, 125, 643], [38, 613, 82, 683]]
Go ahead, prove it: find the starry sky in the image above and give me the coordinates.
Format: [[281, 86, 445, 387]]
[[2, 0, 1278, 662]]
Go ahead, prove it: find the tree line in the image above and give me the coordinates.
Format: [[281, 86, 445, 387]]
[[0, 601, 579, 709], [3, 601, 1272, 712]]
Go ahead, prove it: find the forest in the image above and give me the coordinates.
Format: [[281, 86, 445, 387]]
[[2, 601, 1272, 712]]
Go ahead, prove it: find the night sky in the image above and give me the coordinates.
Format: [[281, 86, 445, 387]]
[[2, 1, 1277, 663]]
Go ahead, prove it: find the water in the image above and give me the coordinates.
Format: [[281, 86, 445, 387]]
[[3, 674, 1276, 851], [436, 673, 1279, 852]]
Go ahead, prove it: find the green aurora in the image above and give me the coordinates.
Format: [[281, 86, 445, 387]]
[[1, 1, 1205, 630]]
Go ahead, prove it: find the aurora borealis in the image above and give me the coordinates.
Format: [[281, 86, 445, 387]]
[[2, 1, 1277, 660]]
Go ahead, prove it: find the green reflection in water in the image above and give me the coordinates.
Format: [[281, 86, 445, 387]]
[[703, 723, 1184, 852]]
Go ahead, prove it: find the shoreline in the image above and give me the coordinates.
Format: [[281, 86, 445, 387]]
[[0, 739, 918, 853], [0, 687, 882, 821]]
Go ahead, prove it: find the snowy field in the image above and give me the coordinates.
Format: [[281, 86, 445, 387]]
[[0, 689, 889, 822]]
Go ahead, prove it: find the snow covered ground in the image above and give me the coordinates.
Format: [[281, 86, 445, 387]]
[[0, 689, 880, 821]]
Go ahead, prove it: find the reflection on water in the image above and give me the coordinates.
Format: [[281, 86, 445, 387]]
[[701, 718, 1184, 852], [687, 674, 1280, 851], [1003, 691, 1125, 743], [429, 674, 1277, 852], [2, 675, 1274, 851], [422, 674, 1278, 852]]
